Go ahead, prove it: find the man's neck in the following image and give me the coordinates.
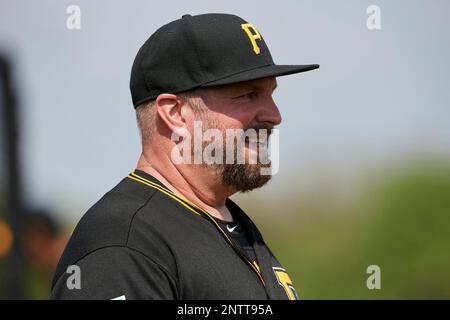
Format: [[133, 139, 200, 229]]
[[136, 153, 235, 222]]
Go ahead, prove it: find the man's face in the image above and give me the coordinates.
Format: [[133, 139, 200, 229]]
[[193, 76, 281, 192]]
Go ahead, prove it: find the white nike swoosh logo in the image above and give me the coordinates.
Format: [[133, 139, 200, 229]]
[[227, 224, 237, 232]]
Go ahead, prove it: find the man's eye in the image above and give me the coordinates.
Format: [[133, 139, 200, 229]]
[[236, 92, 257, 100]]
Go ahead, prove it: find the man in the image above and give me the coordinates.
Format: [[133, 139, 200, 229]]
[[51, 13, 319, 300]]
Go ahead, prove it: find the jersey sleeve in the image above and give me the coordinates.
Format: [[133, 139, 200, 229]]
[[50, 246, 178, 300]]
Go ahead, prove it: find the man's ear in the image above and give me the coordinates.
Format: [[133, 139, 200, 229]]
[[155, 93, 190, 137]]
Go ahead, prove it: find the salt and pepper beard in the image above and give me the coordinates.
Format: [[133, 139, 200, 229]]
[[194, 112, 273, 193]]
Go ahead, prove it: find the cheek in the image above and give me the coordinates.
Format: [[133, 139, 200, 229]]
[[211, 110, 255, 130], [205, 98, 257, 129]]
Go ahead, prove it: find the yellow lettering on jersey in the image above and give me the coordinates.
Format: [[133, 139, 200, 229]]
[[273, 267, 298, 300]]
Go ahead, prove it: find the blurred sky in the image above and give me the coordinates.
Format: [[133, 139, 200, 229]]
[[1, 0, 449, 221]]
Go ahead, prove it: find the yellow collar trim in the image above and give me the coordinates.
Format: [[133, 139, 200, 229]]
[[127, 171, 265, 287]]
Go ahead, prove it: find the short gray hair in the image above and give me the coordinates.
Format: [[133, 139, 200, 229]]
[[135, 89, 207, 143]]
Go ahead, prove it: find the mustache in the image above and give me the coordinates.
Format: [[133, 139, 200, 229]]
[[243, 123, 274, 137]]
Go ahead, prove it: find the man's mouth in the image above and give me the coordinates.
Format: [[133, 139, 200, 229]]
[[244, 131, 271, 146]]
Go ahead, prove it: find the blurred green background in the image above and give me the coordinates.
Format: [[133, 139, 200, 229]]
[[238, 157, 450, 299]]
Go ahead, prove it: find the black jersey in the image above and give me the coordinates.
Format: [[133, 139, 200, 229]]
[[50, 170, 299, 300], [211, 214, 257, 263]]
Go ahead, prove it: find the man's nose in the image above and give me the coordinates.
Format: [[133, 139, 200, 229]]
[[256, 98, 282, 126]]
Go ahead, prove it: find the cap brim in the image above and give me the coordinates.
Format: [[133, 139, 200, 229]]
[[201, 64, 319, 87]]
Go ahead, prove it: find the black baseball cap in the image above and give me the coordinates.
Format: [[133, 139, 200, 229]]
[[130, 13, 319, 108]]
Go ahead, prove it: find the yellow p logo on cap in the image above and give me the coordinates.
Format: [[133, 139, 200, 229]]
[[241, 23, 262, 55]]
